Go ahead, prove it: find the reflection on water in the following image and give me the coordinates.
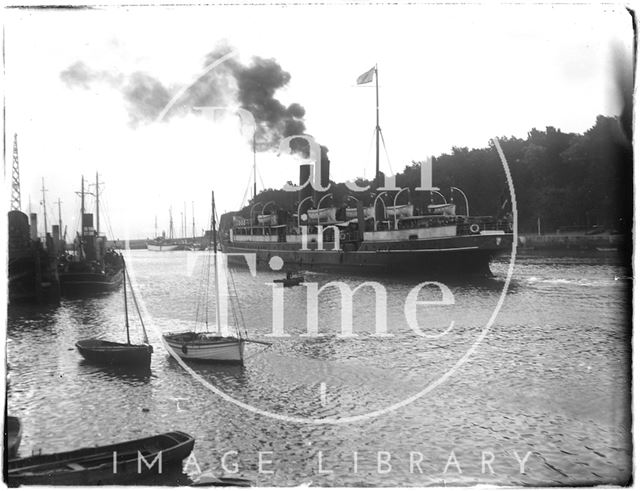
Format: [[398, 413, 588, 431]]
[[6, 250, 631, 486]]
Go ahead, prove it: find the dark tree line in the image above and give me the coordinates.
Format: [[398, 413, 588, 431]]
[[245, 115, 632, 234]]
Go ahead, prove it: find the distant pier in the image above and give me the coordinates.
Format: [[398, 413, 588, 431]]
[[519, 232, 626, 251]]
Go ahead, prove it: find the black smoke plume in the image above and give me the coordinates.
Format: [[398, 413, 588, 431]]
[[60, 45, 308, 149]]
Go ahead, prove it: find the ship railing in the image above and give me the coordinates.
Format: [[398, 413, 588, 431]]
[[458, 219, 512, 236]]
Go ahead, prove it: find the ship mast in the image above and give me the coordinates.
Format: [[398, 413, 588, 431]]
[[123, 258, 130, 344], [375, 64, 380, 188], [212, 191, 222, 335], [95, 172, 100, 236], [78, 176, 85, 260], [191, 201, 195, 241], [57, 199, 62, 233], [169, 207, 174, 239], [252, 134, 257, 199], [40, 178, 48, 236]]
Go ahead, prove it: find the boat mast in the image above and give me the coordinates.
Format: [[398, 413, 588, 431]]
[[81, 176, 85, 228], [154, 216, 158, 238], [212, 191, 222, 335], [169, 207, 174, 239], [375, 64, 380, 188], [80, 176, 85, 260], [123, 258, 130, 344], [40, 178, 48, 236], [95, 172, 100, 236], [57, 198, 62, 236], [191, 201, 195, 241], [253, 134, 257, 199]]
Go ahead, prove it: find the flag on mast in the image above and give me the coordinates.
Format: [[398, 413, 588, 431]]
[[356, 66, 376, 85]]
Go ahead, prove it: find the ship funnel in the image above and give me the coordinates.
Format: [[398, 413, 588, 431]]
[[29, 213, 38, 241], [82, 213, 95, 236]]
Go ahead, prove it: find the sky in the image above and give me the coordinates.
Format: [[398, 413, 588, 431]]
[[3, 3, 634, 240]]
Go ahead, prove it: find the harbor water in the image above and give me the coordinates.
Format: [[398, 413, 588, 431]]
[[6, 250, 631, 486]]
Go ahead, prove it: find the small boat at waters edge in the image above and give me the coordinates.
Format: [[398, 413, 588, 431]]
[[7, 431, 194, 486], [7, 416, 22, 459]]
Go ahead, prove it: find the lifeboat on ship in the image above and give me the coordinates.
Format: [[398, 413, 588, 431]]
[[384, 204, 414, 219], [306, 207, 337, 223]]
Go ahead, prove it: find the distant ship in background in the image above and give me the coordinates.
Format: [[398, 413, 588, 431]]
[[220, 66, 513, 275], [147, 206, 200, 251]]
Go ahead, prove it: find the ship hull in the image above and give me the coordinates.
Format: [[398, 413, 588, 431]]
[[147, 243, 180, 252], [59, 270, 123, 296], [163, 332, 244, 363], [223, 233, 512, 276]]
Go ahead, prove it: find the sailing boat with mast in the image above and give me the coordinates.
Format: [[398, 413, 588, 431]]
[[76, 257, 153, 368], [147, 209, 182, 251], [163, 191, 256, 364]]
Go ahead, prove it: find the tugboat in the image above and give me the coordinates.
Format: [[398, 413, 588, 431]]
[[58, 175, 123, 295]]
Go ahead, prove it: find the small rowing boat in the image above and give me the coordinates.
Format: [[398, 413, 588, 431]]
[[76, 257, 153, 368], [7, 431, 195, 486], [7, 416, 22, 458]]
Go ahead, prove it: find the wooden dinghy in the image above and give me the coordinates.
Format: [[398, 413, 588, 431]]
[[7, 431, 195, 486], [76, 339, 153, 367], [76, 257, 153, 369], [7, 416, 22, 458]]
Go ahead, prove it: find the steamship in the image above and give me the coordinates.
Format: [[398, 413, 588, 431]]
[[58, 175, 123, 295], [220, 184, 512, 275], [8, 210, 60, 304], [220, 66, 512, 275]]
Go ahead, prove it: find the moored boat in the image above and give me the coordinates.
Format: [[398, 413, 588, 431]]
[[58, 174, 124, 296], [163, 332, 244, 363], [76, 258, 153, 368], [147, 238, 181, 251], [273, 272, 304, 287], [7, 416, 22, 459], [163, 191, 247, 364], [7, 431, 195, 486]]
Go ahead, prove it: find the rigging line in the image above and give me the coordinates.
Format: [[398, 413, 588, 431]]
[[365, 126, 377, 178], [97, 190, 115, 240], [124, 266, 149, 344], [212, 203, 242, 339], [194, 247, 209, 331], [100, 193, 117, 242], [239, 167, 253, 209], [379, 130, 394, 175], [204, 210, 213, 330], [256, 166, 266, 192], [228, 266, 248, 339]]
